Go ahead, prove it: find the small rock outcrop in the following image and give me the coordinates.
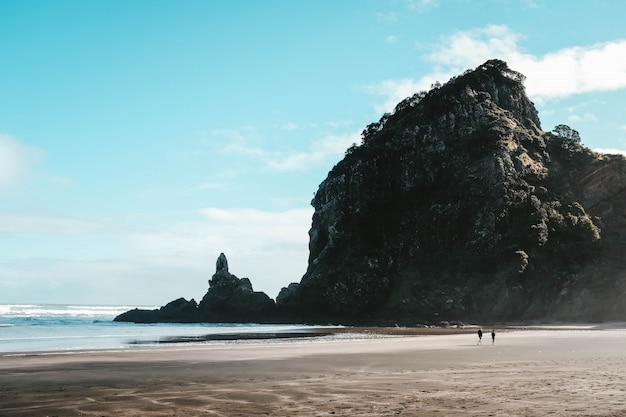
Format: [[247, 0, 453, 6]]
[[198, 253, 276, 321], [115, 253, 275, 323], [114, 297, 200, 323]]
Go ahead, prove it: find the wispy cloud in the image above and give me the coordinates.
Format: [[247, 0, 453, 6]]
[[525, 0, 540, 9], [223, 142, 266, 158], [376, 11, 398, 22], [187, 169, 241, 193], [205, 126, 260, 144], [127, 207, 314, 298], [325, 120, 353, 128], [219, 125, 359, 173], [266, 131, 360, 172], [279, 122, 301, 131], [565, 100, 605, 113], [0, 134, 43, 191], [363, 73, 452, 114], [0, 212, 113, 234], [593, 148, 626, 156], [0, 206, 314, 303], [365, 24, 626, 111], [406, 0, 439, 12], [568, 113, 597, 123]]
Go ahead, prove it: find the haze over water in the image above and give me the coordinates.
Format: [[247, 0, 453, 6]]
[[0, 304, 317, 353]]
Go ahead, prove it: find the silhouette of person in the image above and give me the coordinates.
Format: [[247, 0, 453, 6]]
[[477, 328, 483, 345], [491, 329, 495, 344]]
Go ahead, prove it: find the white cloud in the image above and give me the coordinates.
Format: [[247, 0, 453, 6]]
[[325, 119, 354, 128], [185, 169, 242, 193], [0, 206, 314, 304], [376, 11, 397, 22], [0, 257, 195, 306], [363, 73, 453, 114], [223, 142, 266, 158], [565, 100, 605, 113], [212, 120, 359, 173], [568, 113, 597, 123], [267, 131, 360, 172], [426, 25, 626, 100], [221, 126, 360, 173], [0, 134, 42, 191], [426, 25, 523, 68], [387, 35, 398, 44], [208, 126, 258, 142], [0, 212, 113, 234], [593, 148, 626, 156], [525, 0, 539, 9], [518, 40, 626, 101], [127, 207, 314, 298], [406, 0, 439, 12], [365, 25, 626, 112], [280, 122, 301, 131]]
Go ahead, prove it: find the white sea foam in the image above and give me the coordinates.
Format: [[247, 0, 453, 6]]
[[0, 303, 331, 353], [0, 303, 155, 318]]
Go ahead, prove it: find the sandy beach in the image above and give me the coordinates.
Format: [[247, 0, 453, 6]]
[[1, 326, 626, 416]]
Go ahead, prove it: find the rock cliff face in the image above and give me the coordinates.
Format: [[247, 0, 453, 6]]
[[276, 59, 626, 324]]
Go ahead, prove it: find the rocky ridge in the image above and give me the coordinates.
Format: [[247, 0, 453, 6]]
[[116, 60, 626, 325], [114, 253, 276, 323]]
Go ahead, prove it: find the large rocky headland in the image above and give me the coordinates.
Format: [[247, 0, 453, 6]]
[[115, 60, 626, 325]]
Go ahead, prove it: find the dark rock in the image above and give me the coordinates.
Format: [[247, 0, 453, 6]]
[[216, 252, 229, 273], [276, 59, 626, 324], [115, 253, 275, 323], [198, 253, 276, 321], [114, 298, 199, 323]]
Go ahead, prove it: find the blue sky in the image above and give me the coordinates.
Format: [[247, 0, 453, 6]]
[[2, 0, 626, 306]]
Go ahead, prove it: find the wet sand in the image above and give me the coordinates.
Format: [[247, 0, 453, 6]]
[[1, 325, 626, 416]]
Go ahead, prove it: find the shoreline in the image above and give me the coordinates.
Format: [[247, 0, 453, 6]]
[[2, 327, 626, 416], [126, 320, 626, 346], [3, 321, 626, 357]]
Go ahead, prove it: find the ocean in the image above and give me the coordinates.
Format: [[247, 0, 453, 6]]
[[0, 304, 322, 353]]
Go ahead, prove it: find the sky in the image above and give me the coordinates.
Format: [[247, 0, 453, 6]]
[[2, 0, 626, 306]]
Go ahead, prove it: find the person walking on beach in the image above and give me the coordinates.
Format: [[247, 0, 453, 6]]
[[491, 329, 495, 344], [477, 328, 483, 345]]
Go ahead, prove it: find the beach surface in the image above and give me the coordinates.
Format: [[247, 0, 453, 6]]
[[1, 325, 626, 416]]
